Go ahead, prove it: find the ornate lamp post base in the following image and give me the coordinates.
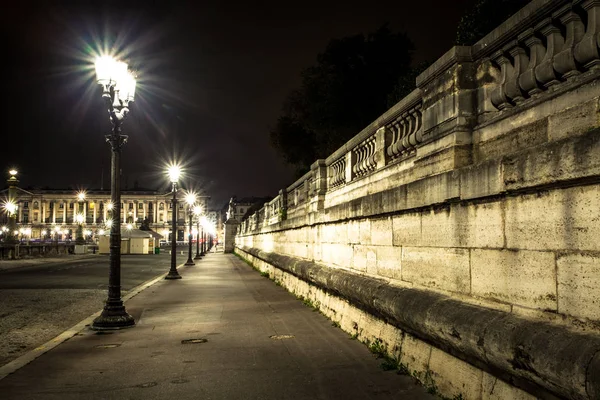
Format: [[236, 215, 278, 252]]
[[185, 259, 195, 266], [165, 270, 182, 280], [91, 301, 135, 330], [194, 253, 202, 260]]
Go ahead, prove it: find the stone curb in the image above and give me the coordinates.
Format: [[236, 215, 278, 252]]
[[0, 261, 187, 381], [239, 246, 600, 400]]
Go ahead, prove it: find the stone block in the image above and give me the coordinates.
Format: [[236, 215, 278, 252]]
[[321, 243, 352, 268], [460, 159, 504, 200], [359, 219, 371, 245], [463, 201, 504, 248], [505, 186, 600, 252], [474, 119, 548, 163], [481, 372, 536, 400], [548, 98, 599, 142], [352, 245, 377, 273], [347, 220, 360, 244], [375, 246, 402, 280], [392, 213, 422, 246], [428, 347, 483, 400], [370, 217, 393, 246], [400, 333, 432, 381], [557, 253, 600, 321], [471, 249, 557, 310], [406, 172, 460, 210], [401, 247, 471, 293], [421, 205, 462, 248], [502, 127, 600, 191]]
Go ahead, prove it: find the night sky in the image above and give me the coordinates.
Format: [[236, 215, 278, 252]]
[[2, 0, 475, 208]]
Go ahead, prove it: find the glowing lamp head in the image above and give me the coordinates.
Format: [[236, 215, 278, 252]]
[[99, 229, 105, 235], [105, 219, 113, 228], [77, 192, 86, 201], [126, 223, 133, 230], [76, 214, 84, 224], [193, 205, 202, 216], [185, 192, 196, 206], [8, 169, 17, 176], [167, 165, 181, 183], [106, 202, 114, 211], [95, 56, 126, 86], [3, 201, 16, 215]]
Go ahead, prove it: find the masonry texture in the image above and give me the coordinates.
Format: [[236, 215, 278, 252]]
[[233, 1, 600, 399]]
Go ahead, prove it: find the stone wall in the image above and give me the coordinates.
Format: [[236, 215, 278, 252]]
[[236, 1, 600, 398]]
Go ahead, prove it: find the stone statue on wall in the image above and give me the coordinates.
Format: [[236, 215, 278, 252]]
[[226, 197, 235, 221]]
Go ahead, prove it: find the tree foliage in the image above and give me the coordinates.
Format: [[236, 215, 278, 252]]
[[455, 0, 531, 46], [270, 24, 415, 174]]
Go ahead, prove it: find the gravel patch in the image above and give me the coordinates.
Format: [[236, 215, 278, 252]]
[[0, 288, 108, 366]]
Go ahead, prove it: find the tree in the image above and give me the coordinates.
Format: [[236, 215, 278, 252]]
[[455, 0, 531, 46], [270, 24, 415, 174]]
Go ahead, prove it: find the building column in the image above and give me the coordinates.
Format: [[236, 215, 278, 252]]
[[63, 204, 66, 223], [52, 203, 56, 224], [93, 204, 97, 224]]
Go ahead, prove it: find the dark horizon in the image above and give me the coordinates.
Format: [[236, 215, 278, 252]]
[[1, 0, 476, 208]]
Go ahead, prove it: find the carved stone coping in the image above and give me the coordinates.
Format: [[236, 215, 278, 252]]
[[471, 0, 569, 60], [239, 246, 600, 400]]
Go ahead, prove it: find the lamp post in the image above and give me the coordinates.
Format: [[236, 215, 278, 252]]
[[91, 55, 136, 330], [193, 205, 202, 260], [166, 165, 182, 279], [5, 170, 19, 245], [184, 192, 196, 266], [200, 216, 207, 256]]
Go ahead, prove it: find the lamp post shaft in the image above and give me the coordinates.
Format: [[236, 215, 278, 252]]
[[200, 225, 205, 256], [185, 211, 194, 265], [91, 122, 134, 330], [194, 219, 201, 259], [166, 183, 182, 279]]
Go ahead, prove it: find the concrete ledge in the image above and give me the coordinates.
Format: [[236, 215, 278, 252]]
[[237, 246, 600, 400]]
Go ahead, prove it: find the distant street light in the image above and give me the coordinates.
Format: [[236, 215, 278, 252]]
[[91, 55, 136, 330], [184, 192, 196, 266], [166, 165, 182, 280], [200, 215, 207, 256], [4, 170, 19, 246], [193, 205, 202, 260]]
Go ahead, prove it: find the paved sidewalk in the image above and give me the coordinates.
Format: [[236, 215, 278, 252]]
[[0, 252, 433, 400]]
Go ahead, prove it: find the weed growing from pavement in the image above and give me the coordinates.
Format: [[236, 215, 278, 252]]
[[260, 271, 270, 278], [332, 320, 341, 328]]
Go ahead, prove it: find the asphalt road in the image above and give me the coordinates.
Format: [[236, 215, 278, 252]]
[[0, 248, 193, 367], [0, 251, 185, 290]]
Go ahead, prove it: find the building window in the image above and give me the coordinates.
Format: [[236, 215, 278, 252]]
[[23, 201, 29, 209], [148, 202, 153, 210], [179, 203, 183, 209], [159, 202, 164, 210], [33, 201, 39, 209], [69, 203, 74, 210], [138, 203, 143, 209], [59, 203, 64, 209], [34, 212, 38, 221], [169, 203, 172, 209], [129, 203, 134, 210]]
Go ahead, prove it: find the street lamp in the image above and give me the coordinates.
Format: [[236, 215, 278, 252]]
[[193, 205, 202, 260], [184, 192, 196, 266], [200, 215, 207, 256], [91, 55, 136, 330], [166, 165, 182, 279]]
